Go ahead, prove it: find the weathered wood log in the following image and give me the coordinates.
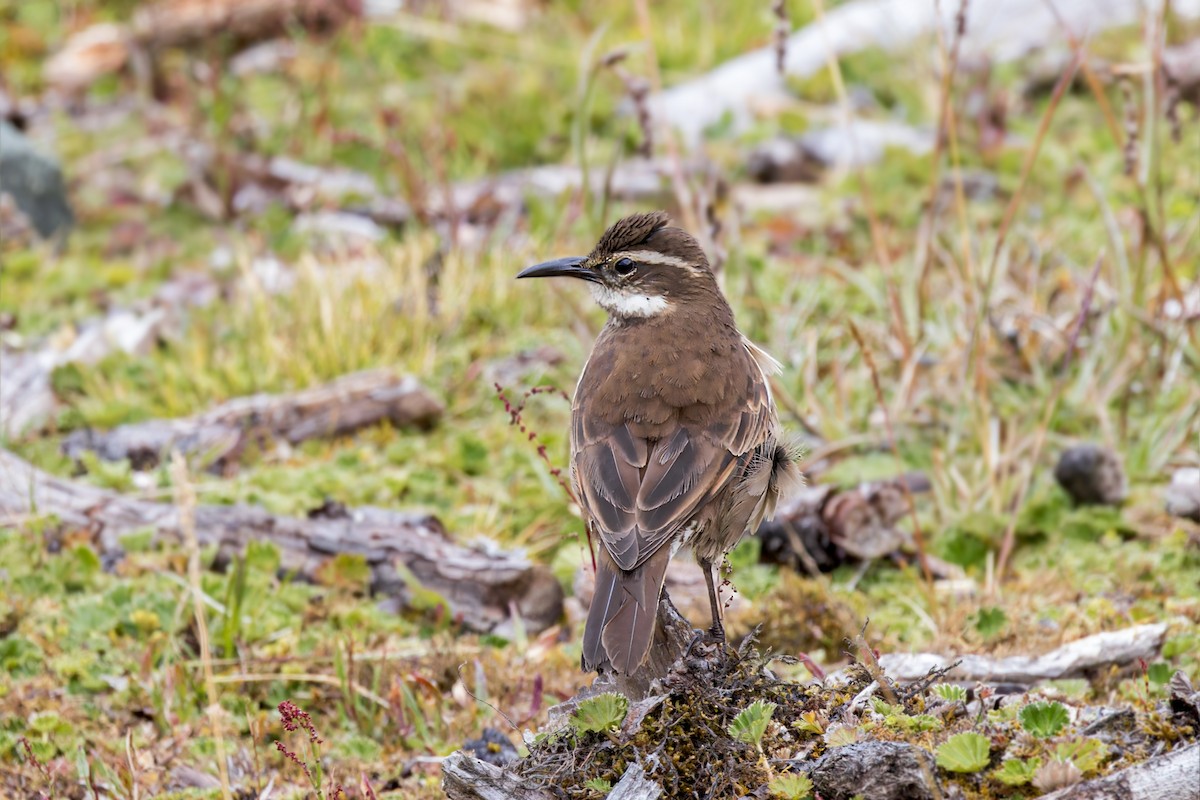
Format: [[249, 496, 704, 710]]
[[1039, 741, 1200, 800], [650, 0, 1200, 146], [45, 0, 358, 90], [1, 272, 220, 440], [0, 448, 563, 635], [868, 623, 1168, 684], [607, 764, 662, 800], [441, 752, 555, 800], [229, 153, 684, 229], [62, 368, 443, 473], [443, 760, 663, 800], [756, 473, 932, 573], [791, 741, 941, 800]]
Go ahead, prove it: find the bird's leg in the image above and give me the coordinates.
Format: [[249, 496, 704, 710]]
[[698, 557, 725, 642]]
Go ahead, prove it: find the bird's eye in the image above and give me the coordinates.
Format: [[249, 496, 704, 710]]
[[614, 257, 637, 276]]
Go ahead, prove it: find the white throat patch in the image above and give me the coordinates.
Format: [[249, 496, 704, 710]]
[[591, 284, 671, 318]]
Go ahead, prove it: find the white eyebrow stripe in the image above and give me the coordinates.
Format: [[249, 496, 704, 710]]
[[618, 250, 692, 269]]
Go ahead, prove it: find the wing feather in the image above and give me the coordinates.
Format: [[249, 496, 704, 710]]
[[572, 337, 781, 572]]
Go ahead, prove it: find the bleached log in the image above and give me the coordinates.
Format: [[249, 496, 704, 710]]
[[873, 624, 1168, 684], [0, 448, 562, 635], [1039, 742, 1200, 800], [62, 368, 443, 472], [650, 0, 1200, 145], [441, 752, 554, 800]]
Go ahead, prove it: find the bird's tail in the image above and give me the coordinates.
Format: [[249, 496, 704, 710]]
[[581, 546, 671, 675]]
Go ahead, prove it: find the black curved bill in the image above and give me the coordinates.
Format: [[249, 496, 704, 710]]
[[517, 256, 595, 281]]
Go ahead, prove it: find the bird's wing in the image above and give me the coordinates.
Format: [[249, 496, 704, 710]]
[[572, 347, 777, 572]]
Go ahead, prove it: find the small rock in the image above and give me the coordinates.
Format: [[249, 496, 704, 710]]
[[1166, 468, 1200, 523], [461, 728, 519, 767], [1054, 444, 1127, 506], [0, 120, 74, 240]]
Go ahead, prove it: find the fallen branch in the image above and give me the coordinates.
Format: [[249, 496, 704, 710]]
[[227, 154, 686, 229], [871, 623, 1168, 684], [0, 448, 563, 635], [650, 0, 1200, 145], [756, 473, 933, 573], [1, 271, 219, 439], [1039, 741, 1199, 800], [62, 368, 443, 473], [441, 754, 555, 800], [45, 0, 359, 90]]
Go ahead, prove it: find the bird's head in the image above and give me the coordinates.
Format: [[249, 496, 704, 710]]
[[518, 211, 720, 321]]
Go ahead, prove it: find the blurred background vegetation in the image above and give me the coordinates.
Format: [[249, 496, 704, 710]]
[[1, 0, 1198, 797]]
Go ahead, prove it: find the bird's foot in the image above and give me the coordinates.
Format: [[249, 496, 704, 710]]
[[682, 626, 730, 664]]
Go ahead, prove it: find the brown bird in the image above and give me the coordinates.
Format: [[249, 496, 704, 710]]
[[518, 211, 801, 675]]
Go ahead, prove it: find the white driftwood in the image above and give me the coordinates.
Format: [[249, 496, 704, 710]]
[[61, 368, 443, 472], [0, 449, 563, 635], [608, 763, 662, 800], [1039, 742, 1200, 800], [1, 272, 219, 439], [230, 154, 683, 227], [651, 0, 1200, 145], [441, 752, 554, 800], [873, 624, 1168, 684]]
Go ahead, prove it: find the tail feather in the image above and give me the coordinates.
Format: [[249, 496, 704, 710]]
[[582, 547, 671, 674]]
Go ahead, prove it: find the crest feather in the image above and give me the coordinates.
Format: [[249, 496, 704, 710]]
[[593, 211, 671, 258]]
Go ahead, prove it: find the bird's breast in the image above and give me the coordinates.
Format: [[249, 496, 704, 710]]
[[576, 317, 751, 436]]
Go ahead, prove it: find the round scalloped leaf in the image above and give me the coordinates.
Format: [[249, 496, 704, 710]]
[[769, 772, 814, 800], [1019, 701, 1070, 738], [994, 757, 1041, 786], [935, 731, 991, 773], [569, 692, 629, 735]]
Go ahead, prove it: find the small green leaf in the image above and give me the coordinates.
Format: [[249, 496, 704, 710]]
[[935, 732, 991, 773], [987, 703, 1020, 724], [1147, 662, 1173, 686], [570, 693, 629, 735], [1019, 701, 1070, 738], [884, 713, 942, 732], [770, 772, 814, 800], [583, 778, 612, 792], [931, 683, 968, 703], [1042, 679, 1090, 699], [972, 607, 1008, 639], [728, 700, 777, 747], [870, 697, 902, 716], [315, 553, 371, 591], [994, 757, 1041, 786], [823, 723, 860, 747], [792, 710, 824, 735], [1054, 739, 1107, 774]]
